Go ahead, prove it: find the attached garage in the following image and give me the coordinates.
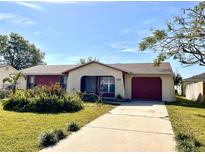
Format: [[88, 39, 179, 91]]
[[132, 77, 162, 101]]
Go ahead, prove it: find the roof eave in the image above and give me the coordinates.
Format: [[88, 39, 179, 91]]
[[128, 72, 173, 75], [21, 73, 63, 76], [62, 61, 128, 74]]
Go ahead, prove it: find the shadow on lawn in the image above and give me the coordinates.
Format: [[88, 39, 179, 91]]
[[165, 96, 205, 109]]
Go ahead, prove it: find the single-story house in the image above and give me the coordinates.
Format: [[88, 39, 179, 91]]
[[179, 73, 205, 103], [18, 61, 176, 102], [0, 64, 18, 89]]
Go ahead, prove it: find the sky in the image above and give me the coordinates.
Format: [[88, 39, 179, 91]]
[[0, 1, 204, 78]]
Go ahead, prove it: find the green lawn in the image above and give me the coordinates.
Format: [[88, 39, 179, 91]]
[[0, 102, 115, 152], [166, 96, 205, 151]]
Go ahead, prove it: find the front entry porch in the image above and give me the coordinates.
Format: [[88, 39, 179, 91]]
[[80, 76, 115, 98]]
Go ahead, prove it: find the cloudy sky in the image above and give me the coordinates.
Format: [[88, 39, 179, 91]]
[[0, 1, 204, 78]]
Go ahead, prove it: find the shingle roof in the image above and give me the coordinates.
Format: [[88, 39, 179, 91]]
[[20, 65, 78, 75], [183, 73, 205, 83], [109, 63, 173, 74], [20, 62, 173, 75]]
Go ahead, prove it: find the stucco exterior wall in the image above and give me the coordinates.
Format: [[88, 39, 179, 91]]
[[0, 65, 17, 89], [124, 74, 176, 102], [17, 76, 27, 89], [67, 63, 125, 97], [185, 82, 204, 102], [175, 84, 182, 96]]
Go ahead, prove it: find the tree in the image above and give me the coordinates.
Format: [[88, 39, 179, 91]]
[[173, 72, 183, 85], [79, 57, 99, 64], [3, 72, 22, 94], [139, 2, 205, 66], [0, 33, 45, 70]]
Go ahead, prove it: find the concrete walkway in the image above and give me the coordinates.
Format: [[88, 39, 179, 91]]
[[41, 101, 176, 152]]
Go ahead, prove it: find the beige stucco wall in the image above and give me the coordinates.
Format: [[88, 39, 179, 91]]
[[67, 63, 125, 97], [185, 82, 204, 102], [17, 76, 27, 89], [175, 84, 182, 96], [124, 74, 176, 102], [0, 65, 17, 89]]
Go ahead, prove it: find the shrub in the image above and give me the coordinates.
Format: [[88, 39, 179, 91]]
[[63, 94, 84, 112], [67, 122, 79, 132], [31, 94, 62, 113], [53, 129, 66, 140], [38, 129, 66, 148], [38, 131, 58, 148], [34, 83, 65, 97], [176, 132, 189, 141], [3, 91, 30, 111], [176, 132, 202, 152], [0, 90, 11, 99], [78, 92, 98, 102], [178, 140, 200, 152], [3, 87, 83, 113]]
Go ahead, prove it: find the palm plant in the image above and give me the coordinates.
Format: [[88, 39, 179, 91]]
[[3, 72, 22, 94]]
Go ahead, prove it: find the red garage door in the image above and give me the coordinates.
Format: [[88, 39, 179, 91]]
[[132, 77, 162, 101]]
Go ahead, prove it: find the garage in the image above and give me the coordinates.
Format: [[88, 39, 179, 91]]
[[132, 77, 162, 101]]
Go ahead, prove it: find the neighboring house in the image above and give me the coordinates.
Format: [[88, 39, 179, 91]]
[[180, 73, 205, 103], [0, 64, 18, 89], [18, 61, 176, 102]]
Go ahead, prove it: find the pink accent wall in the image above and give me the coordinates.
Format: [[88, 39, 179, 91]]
[[35, 75, 60, 87]]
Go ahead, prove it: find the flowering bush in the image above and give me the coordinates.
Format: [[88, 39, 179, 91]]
[[3, 83, 83, 113]]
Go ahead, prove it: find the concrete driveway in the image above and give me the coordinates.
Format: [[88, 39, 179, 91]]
[[41, 101, 176, 152]]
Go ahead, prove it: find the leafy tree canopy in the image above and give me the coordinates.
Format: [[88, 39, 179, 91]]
[[139, 2, 205, 66], [79, 56, 99, 64], [173, 72, 183, 85], [0, 33, 45, 70]]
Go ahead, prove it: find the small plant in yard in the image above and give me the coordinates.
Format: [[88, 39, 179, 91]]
[[38, 129, 66, 148], [53, 129, 66, 140], [176, 132, 202, 152], [67, 122, 80, 132], [38, 131, 58, 148], [176, 132, 189, 141]]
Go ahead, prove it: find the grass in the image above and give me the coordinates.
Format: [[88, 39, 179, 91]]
[[166, 96, 205, 151], [0, 102, 116, 152]]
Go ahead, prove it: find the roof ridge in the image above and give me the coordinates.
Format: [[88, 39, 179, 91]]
[[185, 72, 205, 80], [108, 62, 170, 65], [23, 62, 170, 66], [41, 64, 78, 66]]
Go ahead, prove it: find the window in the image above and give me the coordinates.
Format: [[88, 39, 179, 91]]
[[28, 76, 35, 89], [30, 76, 35, 84], [60, 75, 67, 90], [100, 76, 115, 93]]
